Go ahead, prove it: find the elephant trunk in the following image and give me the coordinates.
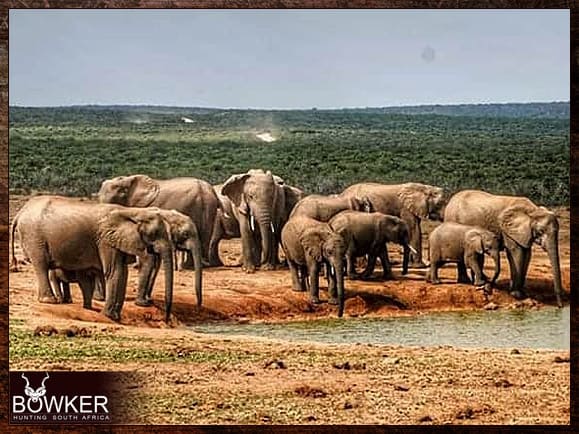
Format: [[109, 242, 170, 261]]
[[490, 250, 501, 285], [544, 236, 563, 307], [161, 249, 174, 322], [257, 210, 273, 265], [187, 240, 203, 307], [402, 245, 410, 275], [335, 260, 345, 317]]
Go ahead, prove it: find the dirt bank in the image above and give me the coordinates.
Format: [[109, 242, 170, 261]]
[[8, 196, 570, 327]]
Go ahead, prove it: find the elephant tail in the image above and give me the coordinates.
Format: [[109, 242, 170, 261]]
[[10, 212, 20, 271]]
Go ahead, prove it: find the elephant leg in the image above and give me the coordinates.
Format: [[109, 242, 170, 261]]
[[346, 252, 357, 279], [379, 246, 392, 280], [457, 261, 471, 284], [93, 275, 106, 301], [465, 254, 485, 286], [239, 216, 257, 273], [77, 274, 95, 310], [208, 219, 224, 267], [429, 260, 442, 284], [520, 248, 532, 290], [308, 262, 321, 304], [32, 259, 58, 304], [135, 255, 158, 307], [300, 266, 310, 292], [506, 246, 528, 299], [103, 253, 128, 321], [288, 260, 303, 292], [361, 255, 377, 280], [61, 281, 73, 304]]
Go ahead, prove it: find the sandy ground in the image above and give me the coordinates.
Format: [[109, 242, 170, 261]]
[[8, 196, 570, 425]]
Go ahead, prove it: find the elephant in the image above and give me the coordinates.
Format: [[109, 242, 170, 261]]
[[136, 208, 203, 308], [208, 184, 241, 267], [444, 190, 563, 306], [340, 182, 446, 267], [281, 216, 348, 317], [11, 196, 174, 321], [427, 222, 501, 292], [221, 169, 302, 272], [328, 211, 416, 280], [289, 194, 372, 222], [48, 268, 104, 309], [98, 174, 220, 267]]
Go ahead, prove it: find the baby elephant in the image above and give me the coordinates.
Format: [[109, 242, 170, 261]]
[[281, 216, 348, 317], [328, 211, 416, 280], [48, 268, 104, 309], [428, 222, 501, 288]]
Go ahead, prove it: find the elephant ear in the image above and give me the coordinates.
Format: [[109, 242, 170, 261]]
[[398, 183, 429, 218], [301, 229, 323, 263], [499, 206, 533, 248], [284, 185, 304, 215], [127, 175, 160, 207], [222, 173, 250, 211], [465, 230, 484, 254], [348, 196, 363, 212], [99, 210, 149, 256]]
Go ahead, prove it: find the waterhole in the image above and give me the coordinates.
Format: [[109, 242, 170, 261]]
[[192, 306, 569, 350]]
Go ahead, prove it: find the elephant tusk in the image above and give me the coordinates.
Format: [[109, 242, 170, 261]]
[[250, 215, 255, 232], [330, 265, 335, 277], [408, 245, 418, 255], [270, 222, 275, 234]]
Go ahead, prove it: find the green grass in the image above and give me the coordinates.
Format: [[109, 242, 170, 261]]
[[9, 106, 569, 206]]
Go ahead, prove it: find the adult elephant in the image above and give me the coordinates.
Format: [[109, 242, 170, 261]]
[[289, 194, 371, 222], [137, 209, 203, 308], [221, 169, 301, 272], [340, 182, 445, 267], [208, 184, 241, 267], [444, 190, 563, 306], [98, 174, 220, 266], [11, 196, 174, 321], [281, 216, 348, 317]]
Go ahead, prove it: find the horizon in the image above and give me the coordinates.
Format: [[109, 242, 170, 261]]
[[9, 10, 569, 108], [8, 100, 571, 111]]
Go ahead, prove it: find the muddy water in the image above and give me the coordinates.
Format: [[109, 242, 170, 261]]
[[192, 306, 570, 350]]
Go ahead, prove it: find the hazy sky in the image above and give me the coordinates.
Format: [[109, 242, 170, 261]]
[[9, 9, 569, 108]]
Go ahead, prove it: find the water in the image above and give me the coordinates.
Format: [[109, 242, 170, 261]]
[[191, 306, 570, 350]]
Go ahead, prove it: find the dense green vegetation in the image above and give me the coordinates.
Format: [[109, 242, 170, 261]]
[[9, 104, 569, 205]]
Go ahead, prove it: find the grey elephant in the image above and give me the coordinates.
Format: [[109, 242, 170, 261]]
[[340, 182, 446, 267], [427, 222, 501, 291], [289, 194, 371, 222], [136, 209, 203, 308], [444, 190, 563, 306], [208, 184, 242, 267], [281, 216, 348, 317], [11, 196, 174, 321], [221, 169, 302, 272], [98, 174, 220, 266], [328, 211, 416, 280], [48, 268, 104, 309]]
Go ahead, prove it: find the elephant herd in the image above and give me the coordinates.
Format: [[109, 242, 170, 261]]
[[10, 169, 564, 323]]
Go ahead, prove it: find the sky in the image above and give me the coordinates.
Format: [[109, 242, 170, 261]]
[[9, 9, 570, 109]]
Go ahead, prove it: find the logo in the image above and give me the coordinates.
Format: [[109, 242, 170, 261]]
[[11, 372, 115, 424]]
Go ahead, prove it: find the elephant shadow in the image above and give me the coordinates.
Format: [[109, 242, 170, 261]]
[[154, 300, 232, 324], [343, 289, 408, 313]]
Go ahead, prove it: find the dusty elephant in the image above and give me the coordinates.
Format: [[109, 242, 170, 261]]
[[11, 196, 174, 321], [328, 211, 416, 280], [340, 182, 446, 267], [221, 169, 300, 272], [427, 222, 501, 292], [98, 174, 220, 266], [281, 216, 348, 317], [289, 194, 371, 222], [444, 190, 563, 306], [208, 184, 242, 267], [136, 209, 203, 308]]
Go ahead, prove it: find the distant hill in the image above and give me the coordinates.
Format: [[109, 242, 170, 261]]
[[9, 101, 569, 123], [335, 102, 569, 119]]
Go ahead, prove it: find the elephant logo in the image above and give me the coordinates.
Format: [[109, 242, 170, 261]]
[[21, 372, 49, 403]]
